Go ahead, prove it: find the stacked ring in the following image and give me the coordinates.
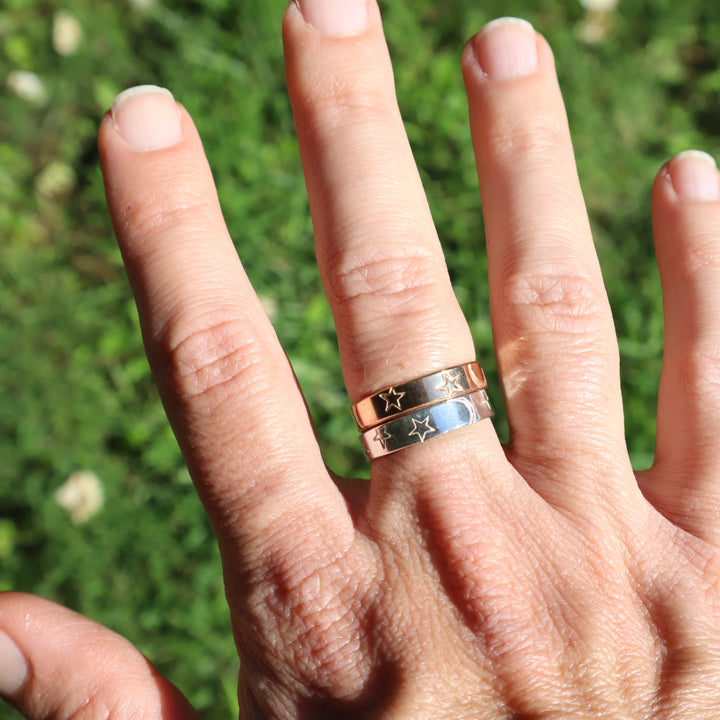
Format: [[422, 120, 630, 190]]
[[352, 362, 488, 428], [353, 362, 493, 460], [360, 390, 493, 459]]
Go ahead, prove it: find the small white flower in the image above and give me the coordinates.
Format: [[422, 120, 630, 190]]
[[579, 0, 619, 12], [55, 471, 104, 524], [53, 11, 83, 56], [258, 294, 279, 322], [6, 71, 48, 105], [35, 161, 76, 199], [576, 15, 610, 43]]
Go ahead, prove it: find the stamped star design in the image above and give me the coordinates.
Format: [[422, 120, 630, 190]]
[[373, 425, 393, 450], [436, 371, 465, 399], [379, 386, 406, 412], [408, 415, 437, 443]]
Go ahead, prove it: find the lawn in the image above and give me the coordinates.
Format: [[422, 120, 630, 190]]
[[1, 0, 719, 717]]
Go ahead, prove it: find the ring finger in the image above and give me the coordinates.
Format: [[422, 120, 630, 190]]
[[463, 19, 630, 506]]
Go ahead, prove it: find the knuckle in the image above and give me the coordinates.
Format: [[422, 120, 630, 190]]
[[303, 64, 399, 131], [490, 113, 570, 166], [239, 540, 374, 697], [161, 312, 264, 403], [329, 247, 445, 317], [677, 347, 720, 402], [117, 183, 219, 248], [681, 231, 720, 274], [501, 267, 609, 339]]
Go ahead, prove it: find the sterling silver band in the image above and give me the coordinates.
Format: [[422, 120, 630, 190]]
[[361, 389, 494, 460], [352, 362, 487, 430]]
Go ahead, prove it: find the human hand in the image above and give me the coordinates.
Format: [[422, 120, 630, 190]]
[[3, 2, 720, 718]]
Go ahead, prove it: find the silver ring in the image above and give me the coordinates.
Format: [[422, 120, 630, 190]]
[[361, 390, 493, 460]]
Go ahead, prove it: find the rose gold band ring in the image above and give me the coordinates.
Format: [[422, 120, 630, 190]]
[[361, 389, 494, 460], [352, 362, 488, 430]]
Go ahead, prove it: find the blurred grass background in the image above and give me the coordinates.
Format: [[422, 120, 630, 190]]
[[1, 0, 719, 717]]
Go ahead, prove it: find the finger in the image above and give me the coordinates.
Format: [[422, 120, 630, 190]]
[[0, 592, 200, 720], [98, 87, 351, 567], [637, 151, 720, 544], [462, 19, 629, 501], [283, 1, 484, 409]]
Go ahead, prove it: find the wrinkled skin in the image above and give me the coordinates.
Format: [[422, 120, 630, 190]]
[[3, 3, 720, 719]]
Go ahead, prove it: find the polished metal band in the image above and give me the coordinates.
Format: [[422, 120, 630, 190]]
[[361, 389, 493, 460], [352, 362, 487, 430]]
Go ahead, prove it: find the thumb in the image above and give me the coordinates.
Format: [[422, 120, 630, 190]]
[[0, 592, 201, 720]]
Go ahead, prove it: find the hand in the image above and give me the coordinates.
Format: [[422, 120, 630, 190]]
[[3, 3, 720, 718]]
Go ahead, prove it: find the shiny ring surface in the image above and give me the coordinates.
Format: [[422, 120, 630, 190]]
[[361, 389, 493, 460], [352, 362, 487, 430]]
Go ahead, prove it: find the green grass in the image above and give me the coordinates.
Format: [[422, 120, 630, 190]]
[[1, 0, 719, 717]]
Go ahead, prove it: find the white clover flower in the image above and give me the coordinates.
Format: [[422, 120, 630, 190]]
[[577, 0, 618, 43], [53, 11, 83, 56], [35, 161, 76, 200], [259, 294, 279, 322], [55, 471, 104, 524], [579, 0, 619, 12], [576, 16, 610, 43], [6, 71, 49, 105]]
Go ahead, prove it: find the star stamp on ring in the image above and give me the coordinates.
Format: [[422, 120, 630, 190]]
[[373, 424, 394, 450], [435, 371, 465, 399], [379, 386, 406, 412], [408, 415, 437, 443], [352, 362, 489, 430], [359, 389, 494, 459]]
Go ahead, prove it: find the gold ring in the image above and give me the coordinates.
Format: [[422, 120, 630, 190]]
[[352, 362, 487, 430]]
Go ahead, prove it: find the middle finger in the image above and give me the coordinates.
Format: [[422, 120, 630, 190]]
[[283, 1, 486, 431]]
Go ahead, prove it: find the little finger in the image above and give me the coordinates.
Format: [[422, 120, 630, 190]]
[[638, 151, 720, 544]]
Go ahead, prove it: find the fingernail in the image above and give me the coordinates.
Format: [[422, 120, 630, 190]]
[[110, 85, 183, 152], [295, 0, 369, 36], [472, 17, 538, 80], [0, 630, 28, 698], [669, 150, 719, 201]]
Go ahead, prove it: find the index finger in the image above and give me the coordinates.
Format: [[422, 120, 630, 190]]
[[98, 86, 352, 564]]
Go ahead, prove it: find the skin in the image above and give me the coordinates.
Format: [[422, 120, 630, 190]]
[[3, 3, 720, 718]]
